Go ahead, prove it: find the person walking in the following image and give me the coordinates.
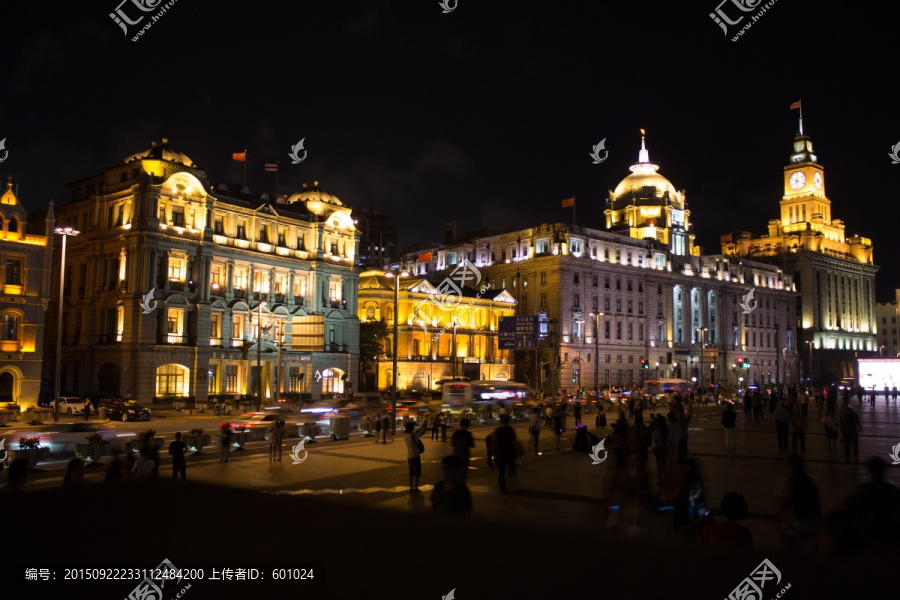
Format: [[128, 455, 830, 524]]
[[528, 407, 541, 454], [220, 423, 233, 462], [553, 408, 565, 451], [651, 414, 669, 488], [267, 423, 278, 462], [778, 455, 821, 553], [721, 402, 737, 452], [168, 432, 187, 480], [573, 402, 582, 427], [678, 402, 693, 459], [627, 414, 651, 478], [132, 446, 155, 478], [404, 420, 429, 493], [374, 412, 382, 442], [83, 397, 92, 421], [491, 415, 519, 493], [274, 420, 285, 461], [430, 455, 472, 515], [789, 402, 806, 454], [431, 412, 441, 441], [774, 400, 790, 454], [62, 458, 85, 486], [798, 388, 810, 418], [839, 401, 861, 464], [821, 407, 839, 461], [381, 412, 391, 443], [544, 404, 553, 428], [440, 411, 449, 442], [450, 418, 475, 483]]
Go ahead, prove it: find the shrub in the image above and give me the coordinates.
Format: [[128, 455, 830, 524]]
[[18, 436, 43, 449]]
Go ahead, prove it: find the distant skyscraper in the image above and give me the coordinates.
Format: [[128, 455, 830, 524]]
[[444, 219, 457, 244]]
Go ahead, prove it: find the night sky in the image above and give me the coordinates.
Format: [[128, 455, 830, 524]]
[[2, 1, 898, 299]]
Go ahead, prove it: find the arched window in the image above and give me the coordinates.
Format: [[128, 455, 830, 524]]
[[7, 217, 18, 232], [2, 315, 18, 340], [385, 304, 394, 322], [412, 339, 420, 355], [366, 305, 376, 320], [0, 371, 14, 402]]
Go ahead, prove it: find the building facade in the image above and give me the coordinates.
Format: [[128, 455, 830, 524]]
[[357, 270, 516, 391], [0, 178, 53, 408], [401, 136, 801, 394], [721, 129, 878, 383], [43, 141, 359, 405], [875, 290, 900, 357]]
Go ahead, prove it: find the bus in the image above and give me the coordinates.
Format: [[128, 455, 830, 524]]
[[441, 380, 531, 411], [645, 379, 689, 400]]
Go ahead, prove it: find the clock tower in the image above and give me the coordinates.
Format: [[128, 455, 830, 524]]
[[781, 134, 828, 225]]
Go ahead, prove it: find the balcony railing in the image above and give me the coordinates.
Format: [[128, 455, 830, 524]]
[[210, 337, 223, 347], [326, 342, 348, 353], [96, 333, 121, 345], [274, 293, 285, 304], [231, 338, 245, 348], [161, 334, 193, 345], [233, 289, 247, 300]]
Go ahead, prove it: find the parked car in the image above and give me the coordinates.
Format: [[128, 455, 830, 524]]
[[100, 399, 151, 421], [5, 423, 118, 454], [55, 397, 87, 415]]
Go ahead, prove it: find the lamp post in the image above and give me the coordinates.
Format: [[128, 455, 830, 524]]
[[53, 227, 79, 422], [695, 327, 708, 391], [805, 340, 814, 384], [589, 312, 603, 398], [256, 300, 266, 410], [385, 268, 408, 434]]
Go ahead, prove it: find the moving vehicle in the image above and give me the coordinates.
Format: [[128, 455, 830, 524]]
[[221, 411, 301, 438], [442, 380, 530, 411], [99, 399, 151, 421], [645, 379, 689, 400], [5, 423, 118, 454]]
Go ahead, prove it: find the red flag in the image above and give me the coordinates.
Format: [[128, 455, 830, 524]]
[[418, 251, 433, 263], [789, 101, 800, 110], [561, 197, 575, 208], [232, 152, 246, 162]]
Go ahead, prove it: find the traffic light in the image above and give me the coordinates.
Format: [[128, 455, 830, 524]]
[[741, 357, 750, 369], [572, 377, 577, 383], [641, 359, 649, 370]]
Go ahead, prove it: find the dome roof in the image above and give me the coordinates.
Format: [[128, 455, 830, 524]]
[[611, 132, 679, 200], [121, 138, 198, 168], [288, 181, 343, 206]]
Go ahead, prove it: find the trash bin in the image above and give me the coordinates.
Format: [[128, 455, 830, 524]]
[[99, 406, 107, 420], [329, 415, 351, 440]]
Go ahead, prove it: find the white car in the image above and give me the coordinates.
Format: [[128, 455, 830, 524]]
[[55, 397, 89, 415], [6, 423, 118, 454]]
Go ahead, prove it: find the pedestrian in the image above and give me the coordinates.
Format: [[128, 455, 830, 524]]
[[743, 391, 752, 423], [364, 414, 374, 437], [105, 449, 125, 482], [149, 441, 160, 478], [721, 402, 736, 452], [573, 402, 582, 426], [528, 407, 541, 454], [220, 423, 233, 462], [544, 405, 553, 427], [839, 401, 861, 464], [553, 408, 565, 451], [168, 432, 187, 480], [799, 388, 809, 418], [651, 414, 669, 488], [381, 412, 391, 443], [132, 446, 154, 478], [778, 454, 820, 553], [893, 386, 898, 402], [62, 458, 85, 486], [374, 413, 382, 442], [774, 400, 790, 454], [83, 397, 92, 421], [789, 402, 806, 454], [672, 470, 711, 542], [678, 402, 693, 459], [820, 407, 839, 461], [274, 420, 284, 461], [491, 415, 519, 493], [450, 418, 475, 482], [430, 455, 472, 515], [404, 420, 428, 493], [855, 457, 900, 550], [752, 392, 762, 421], [440, 412, 448, 442], [698, 492, 754, 551], [627, 414, 651, 477], [267, 423, 278, 461], [431, 411, 441, 441]]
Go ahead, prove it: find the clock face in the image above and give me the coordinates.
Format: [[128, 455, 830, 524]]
[[813, 172, 823, 189], [789, 171, 807, 190]]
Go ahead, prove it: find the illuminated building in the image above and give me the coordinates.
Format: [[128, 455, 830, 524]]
[[0, 177, 52, 408], [721, 128, 878, 383], [42, 140, 359, 404], [400, 134, 800, 392], [875, 290, 900, 357], [357, 270, 516, 391]]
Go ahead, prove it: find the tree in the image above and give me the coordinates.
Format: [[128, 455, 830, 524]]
[[514, 339, 554, 395], [359, 320, 389, 392]]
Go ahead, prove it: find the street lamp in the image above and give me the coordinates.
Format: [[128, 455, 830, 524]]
[[256, 300, 267, 410], [805, 340, 814, 384], [589, 312, 603, 399], [53, 226, 79, 422], [385, 268, 409, 434], [695, 327, 708, 390]]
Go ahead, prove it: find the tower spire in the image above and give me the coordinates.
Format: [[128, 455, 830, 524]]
[[638, 128, 649, 163]]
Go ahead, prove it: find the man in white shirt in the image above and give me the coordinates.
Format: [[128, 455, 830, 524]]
[[132, 446, 154, 478], [404, 420, 429, 493]]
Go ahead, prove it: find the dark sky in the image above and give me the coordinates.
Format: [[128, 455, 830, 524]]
[[2, 0, 898, 299]]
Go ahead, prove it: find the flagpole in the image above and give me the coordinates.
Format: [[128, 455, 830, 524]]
[[798, 100, 803, 136], [276, 161, 279, 197], [243, 149, 248, 190], [573, 196, 576, 225]]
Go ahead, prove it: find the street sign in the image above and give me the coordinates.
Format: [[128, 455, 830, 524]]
[[498, 315, 539, 349]]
